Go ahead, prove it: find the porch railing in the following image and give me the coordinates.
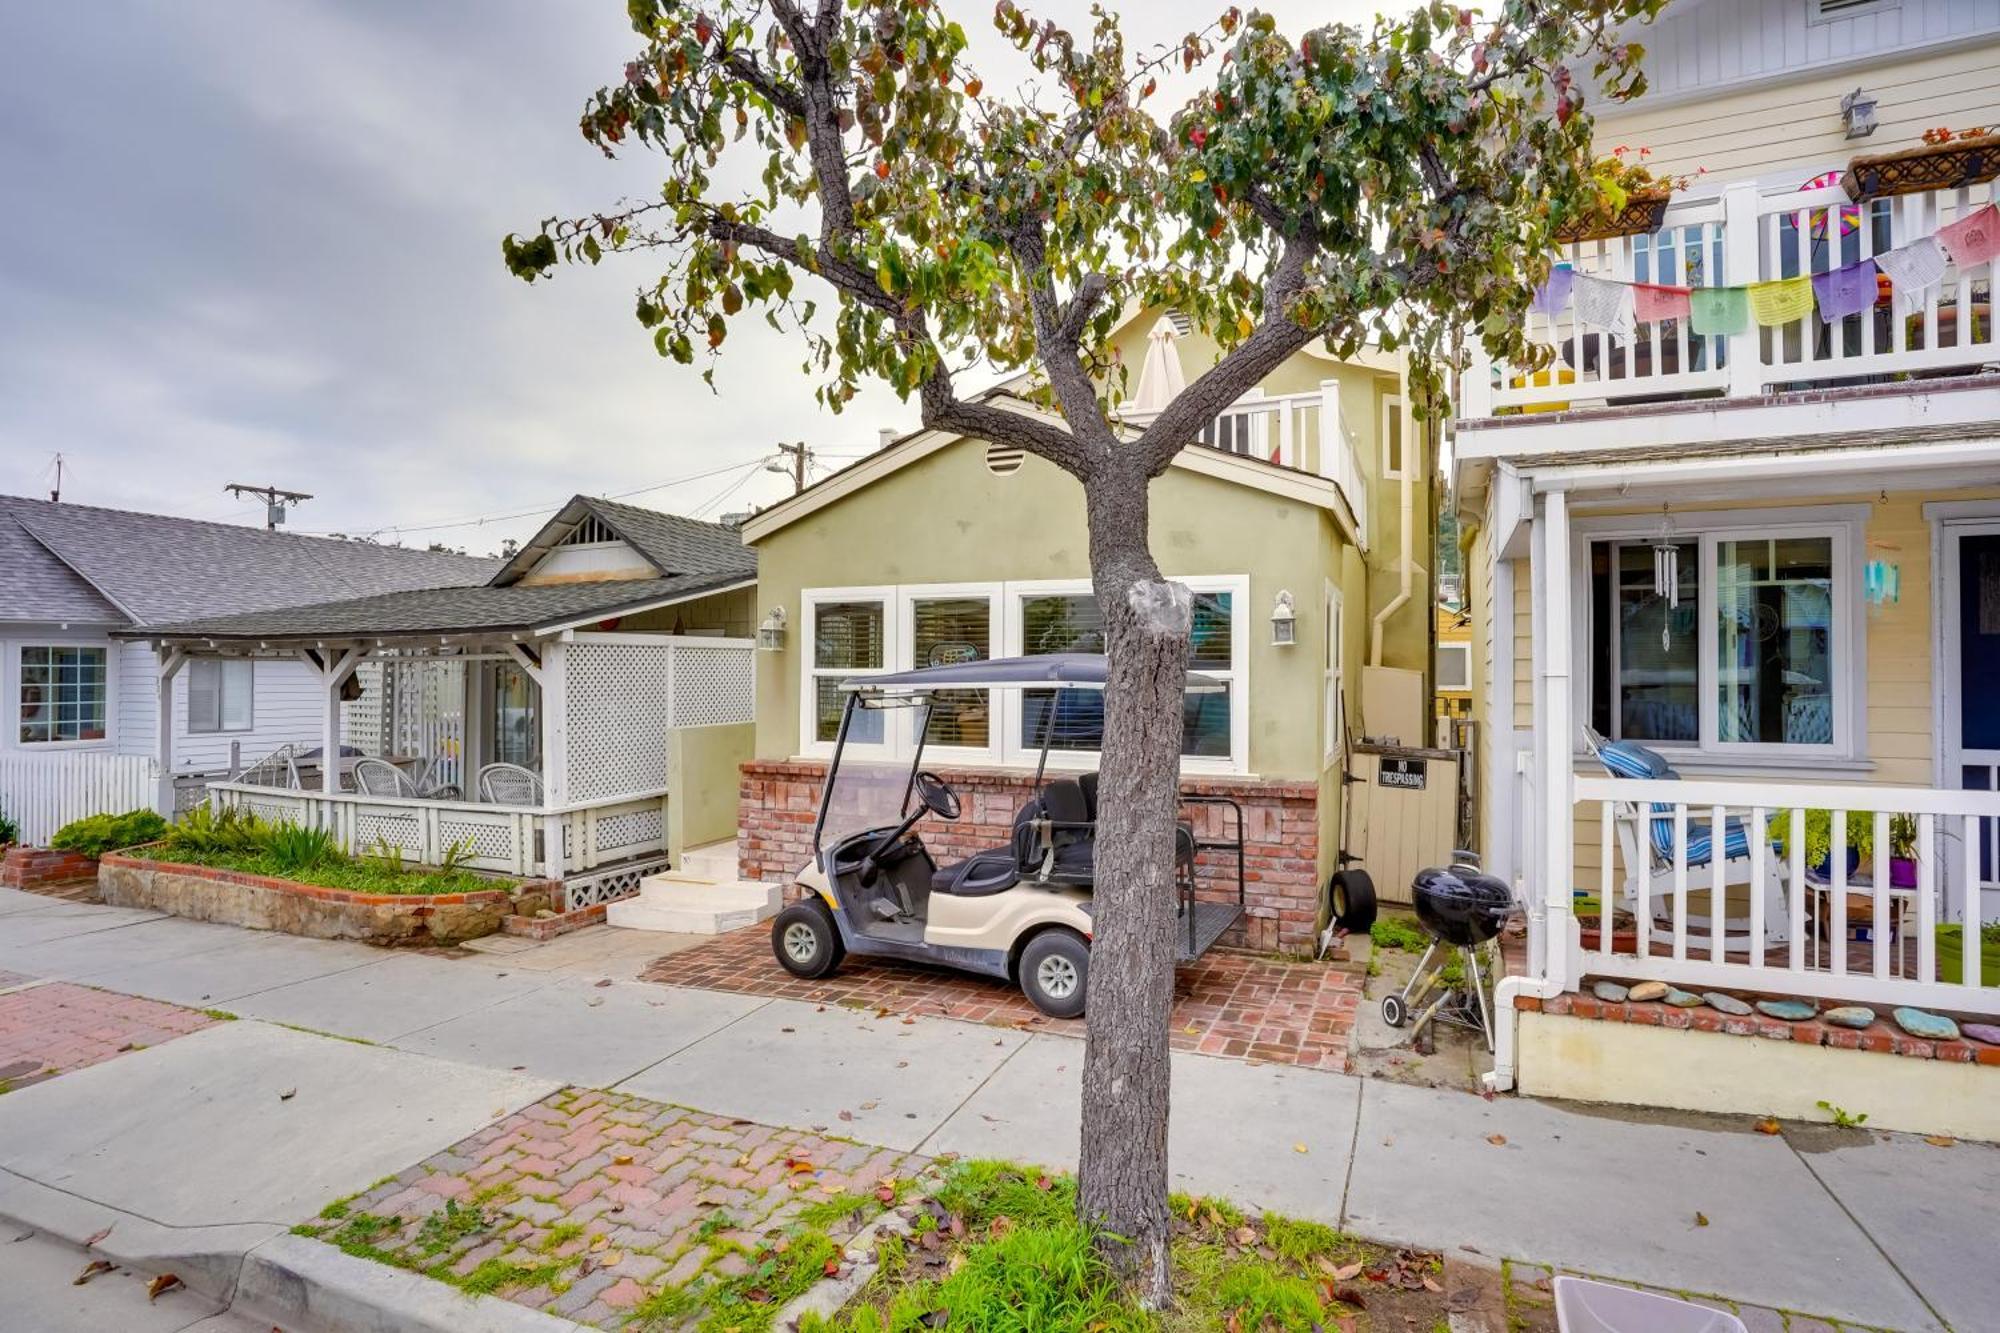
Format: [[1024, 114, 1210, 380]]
[[1463, 174, 1999, 417], [1571, 773, 2000, 1016]]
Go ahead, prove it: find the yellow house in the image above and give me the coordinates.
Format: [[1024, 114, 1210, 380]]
[[733, 308, 1438, 953], [1456, 0, 2000, 1136]]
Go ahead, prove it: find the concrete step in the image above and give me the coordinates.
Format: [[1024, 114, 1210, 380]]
[[675, 838, 742, 881], [606, 876, 781, 934]]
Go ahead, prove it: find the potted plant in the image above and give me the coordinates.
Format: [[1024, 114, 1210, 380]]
[[1552, 147, 1700, 244], [1774, 809, 1871, 879], [1845, 124, 2000, 201], [1888, 812, 1919, 889]]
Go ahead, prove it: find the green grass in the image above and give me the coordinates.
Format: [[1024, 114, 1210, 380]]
[[155, 846, 506, 896], [416, 1200, 490, 1257], [1370, 913, 1428, 952], [458, 1256, 576, 1297]]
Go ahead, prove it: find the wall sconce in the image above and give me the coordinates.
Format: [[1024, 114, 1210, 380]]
[[1840, 87, 1878, 140], [757, 607, 787, 652], [1270, 590, 1297, 647]]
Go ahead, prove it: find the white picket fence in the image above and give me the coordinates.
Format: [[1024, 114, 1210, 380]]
[[0, 752, 160, 846]]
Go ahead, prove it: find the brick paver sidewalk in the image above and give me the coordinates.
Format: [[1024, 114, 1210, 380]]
[[643, 925, 1361, 1070], [300, 1087, 921, 1328], [0, 981, 219, 1092]]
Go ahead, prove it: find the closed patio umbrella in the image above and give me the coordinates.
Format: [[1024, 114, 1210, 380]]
[[1130, 316, 1186, 415]]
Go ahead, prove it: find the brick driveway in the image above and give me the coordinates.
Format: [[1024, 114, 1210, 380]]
[[302, 1086, 919, 1328], [643, 925, 1361, 1071], [0, 981, 220, 1092]]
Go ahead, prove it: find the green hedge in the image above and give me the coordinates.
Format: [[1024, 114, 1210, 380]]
[[49, 810, 170, 858]]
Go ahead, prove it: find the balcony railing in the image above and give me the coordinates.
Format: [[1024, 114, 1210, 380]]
[[1463, 175, 1999, 418]]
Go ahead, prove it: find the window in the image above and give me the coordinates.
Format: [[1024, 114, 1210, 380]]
[[1381, 395, 1405, 480], [489, 662, 540, 768], [1579, 511, 1859, 758], [19, 645, 108, 744], [909, 594, 993, 750], [1436, 642, 1471, 692], [1324, 582, 1345, 764], [188, 658, 254, 734], [807, 593, 893, 748]]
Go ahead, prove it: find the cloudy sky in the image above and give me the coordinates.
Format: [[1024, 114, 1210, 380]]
[[0, 1, 1391, 555]]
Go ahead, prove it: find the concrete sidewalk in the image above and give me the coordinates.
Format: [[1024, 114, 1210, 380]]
[[0, 886, 1987, 1331]]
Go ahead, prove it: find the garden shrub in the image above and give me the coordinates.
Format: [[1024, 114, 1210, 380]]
[[49, 809, 169, 857]]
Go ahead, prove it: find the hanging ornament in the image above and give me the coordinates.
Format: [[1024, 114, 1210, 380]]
[[1652, 505, 1679, 653]]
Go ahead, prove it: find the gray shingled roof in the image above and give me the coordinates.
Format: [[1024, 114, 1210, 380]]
[[121, 570, 754, 644], [490, 494, 756, 586], [0, 495, 500, 628]]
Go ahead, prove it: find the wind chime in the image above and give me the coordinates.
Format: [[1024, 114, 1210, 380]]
[[1651, 505, 1679, 653]]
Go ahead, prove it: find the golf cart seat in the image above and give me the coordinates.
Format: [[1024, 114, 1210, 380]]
[[930, 848, 1021, 897], [1014, 777, 1099, 882]]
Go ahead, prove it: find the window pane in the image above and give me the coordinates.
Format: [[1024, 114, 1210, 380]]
[[1022, 594, 1104, 655], [1600, 541, 1698, 743], [189, 660, 221, 732], [1182, 683, 1232, 756], [813, 601, 884, 670], [1188, 592, 1232, 669], [220, 659, 254, 731], [1716, 536, 1835, 745], [1017, 589, 1232, 760], [816, 680, 883, 745], [913, 597, 990, 748], [19, 645, 107, 743]]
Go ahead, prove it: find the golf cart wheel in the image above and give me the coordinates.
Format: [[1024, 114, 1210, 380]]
[[1329, 869, 1379, 935], [1381, 993, 1407, 1028], [1019, 929, 1090, 1019], [771, 899, 844, 979]]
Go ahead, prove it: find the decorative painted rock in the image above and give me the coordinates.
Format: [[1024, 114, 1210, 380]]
[[1755, 999, 1817, 1022], [1627, 981, 1670, 1003], [1893, 1007, 1960, 1041], [1702, 992, 1754, 1017], [1962, 1023, 2000, 1047], [1592, 980, 1631, 1003], [1664, 988, 1704, 1008], [1822, 1005, 1877, 1030]]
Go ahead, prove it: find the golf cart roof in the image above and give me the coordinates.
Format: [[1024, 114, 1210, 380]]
[[845, 652, 1223, 694]]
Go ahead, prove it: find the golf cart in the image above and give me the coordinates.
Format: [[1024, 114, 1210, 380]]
[[769, 654, 1247, 1017]]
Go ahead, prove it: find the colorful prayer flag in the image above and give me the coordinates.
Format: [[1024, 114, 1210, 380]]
[[1747, 276, 1814, 327], [1689, 286, 1749, 337], [1875, 235, 1948, 298], [1530, 264, 1575, 317], [1572, 274, 1635, 338], [1812, 258, 1878, 324], [1632, 283, 1693, 324], [1937, 204, 2000, 267]]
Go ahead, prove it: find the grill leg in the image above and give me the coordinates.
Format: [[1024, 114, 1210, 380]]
[[1467, 945, 1495, 1052], [1396, 942, 1438, 1008]]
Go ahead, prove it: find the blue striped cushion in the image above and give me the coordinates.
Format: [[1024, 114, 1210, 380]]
[[1597, 741, 1752, 867]]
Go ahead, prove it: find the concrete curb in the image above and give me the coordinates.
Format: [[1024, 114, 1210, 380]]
[[232, 1234, 587, 1333]]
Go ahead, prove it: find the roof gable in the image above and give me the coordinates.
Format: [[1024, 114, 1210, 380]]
[[0, 515, 127, 625], [491, 495, 756, 587]]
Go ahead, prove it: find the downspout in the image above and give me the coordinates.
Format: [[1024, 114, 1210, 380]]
[[1369, 399, 1418, 667]]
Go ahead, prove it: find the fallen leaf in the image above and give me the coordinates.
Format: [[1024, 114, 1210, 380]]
[[605, 1250, 623, 1266], [1694, 1212, 1709, 1227], [1753, 1117, 1781, 1135], [734, 1153, 752, 1168], [746, 1287, 771, 1304], [918, 1310, 948, 1328], [947, 1251, 967, 1274], [1422, 1275, 1443, 1293], [82, 1225, 113, 1247], [1330, 1285, 1369, 1308], [860, 1100, 879, 1110], [787, 1158, 815, 1173], [595, 978, 612, 988], [1034, 1175, 1052, 1191], [1486, 1134, 1507, 1146], [73, 1259, 114, 1285], [1327, 1260, 1364, 1281], [989, 1215, 1014, 1237], [1232, 1225, 1259, 1247], [613, 1155, 634, 1166], [1926, 1135, 1956, 1148], [591, 1234, 609, 1251], [918, 1229, 941, 1252], [781, 1026, 795, 1033], [147, 1273, 183, 1301], [1293, 1143, 1309, 1154], [839, 1110, 854, 1122], [823, 1259, 841, 1276]]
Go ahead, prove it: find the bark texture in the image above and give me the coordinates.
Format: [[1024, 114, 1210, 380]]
[[1074, 465, 1189, 1308]]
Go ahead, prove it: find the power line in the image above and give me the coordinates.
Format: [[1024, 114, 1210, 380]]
[[689, 459, 769, 519]]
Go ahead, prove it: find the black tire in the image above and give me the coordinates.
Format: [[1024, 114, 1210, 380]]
[[771, 899, 845, 979], [1328, 869, 1379, 935], [1381, 993, 1407, 1028], [1018, 929, 1090, 1019]]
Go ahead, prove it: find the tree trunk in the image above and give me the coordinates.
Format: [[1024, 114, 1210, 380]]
[[1076, 465, 1189, 1309]]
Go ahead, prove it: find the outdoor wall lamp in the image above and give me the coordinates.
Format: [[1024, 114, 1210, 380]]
[[1270, 590, 1297, 647], [757, 606, 788, 652], [1840, 87, 1878, 140]]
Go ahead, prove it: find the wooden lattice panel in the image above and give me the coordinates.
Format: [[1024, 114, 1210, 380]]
[[668, 645, 755, 728], [353, 811, 424, 855], [435, 814, 522, 867], [594, 805, 664, 856], [565, 643, 673, 804]]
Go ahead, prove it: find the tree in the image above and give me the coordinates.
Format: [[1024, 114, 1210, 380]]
[[507, 0, 1660, 1302]]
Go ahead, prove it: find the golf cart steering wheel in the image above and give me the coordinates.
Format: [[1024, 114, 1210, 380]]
[[913, 771, 961, 821]]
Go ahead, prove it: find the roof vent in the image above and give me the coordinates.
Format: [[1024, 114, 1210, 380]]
[[985, 443, 1026, 476], [1164, 309, 1193, 336], [556, 514, 617, 547], [1810, 0, 1892, 21]]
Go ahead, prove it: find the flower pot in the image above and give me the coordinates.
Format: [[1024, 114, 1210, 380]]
[[1553, 188, 1672, 244], [1890, 856, 1918, 889], [1844, 132, 2000, 201]]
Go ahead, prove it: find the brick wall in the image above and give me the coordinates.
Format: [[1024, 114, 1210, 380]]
[[737, 760, 1322, 953], [1, 847, 100, 890]]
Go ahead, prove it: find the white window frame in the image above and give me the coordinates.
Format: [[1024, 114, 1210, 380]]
[[188, 657, 255, 735], [1570, 505, 1868, 765], [1324, 580, 1344, 766], [1436, 641, 1472, 693], [1380, 394, 1406, 481], [799, 585, 899, 760], [13, 640, 115, 750]]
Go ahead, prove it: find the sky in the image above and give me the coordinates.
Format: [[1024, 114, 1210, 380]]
[[0, 1, 1394, 556]]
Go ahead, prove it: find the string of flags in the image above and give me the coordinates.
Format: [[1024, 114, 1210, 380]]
[[1530, 202, 2000, 339]]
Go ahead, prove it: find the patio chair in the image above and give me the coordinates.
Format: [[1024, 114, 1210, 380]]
[[477, 763, 544, 807], [1583, 729, 1790, 952], [354, 757, 421, 799]]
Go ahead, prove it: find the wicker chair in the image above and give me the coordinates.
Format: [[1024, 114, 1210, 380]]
[[354, 757, 421, 798], [478, 763, 544, 807]]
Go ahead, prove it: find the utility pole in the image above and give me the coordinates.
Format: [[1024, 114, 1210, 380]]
[[48, 453, 64, 503], [767, 441, 811, 495], [224, 482, 314, 531]]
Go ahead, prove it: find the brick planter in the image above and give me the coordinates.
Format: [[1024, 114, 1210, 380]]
[[737, 760, 1321, 953], [98, 849, 545, 947], [1, 846, 100, 890]]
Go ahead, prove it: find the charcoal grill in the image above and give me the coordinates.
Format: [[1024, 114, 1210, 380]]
[[1380, 862, 1518, 1050]]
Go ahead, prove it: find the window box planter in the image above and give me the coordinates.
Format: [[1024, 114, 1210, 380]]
[[98, 846, 550, 946], [1844, 133, 2000, 201], [1552, 188, 1672, 244]]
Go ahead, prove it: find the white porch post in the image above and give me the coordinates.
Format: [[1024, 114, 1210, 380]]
[[301, 649, 366, 796], [1533, 490, 1577, 992], [539, 638, 569, 882], [154, 648, 187, 817], [1720, 181, 1765, 400]]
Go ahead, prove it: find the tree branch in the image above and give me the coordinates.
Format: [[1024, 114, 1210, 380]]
[[1005, 224, 1116, 460]]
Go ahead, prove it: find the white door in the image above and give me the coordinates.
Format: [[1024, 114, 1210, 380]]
[[1942, 521, 2000, 923]]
